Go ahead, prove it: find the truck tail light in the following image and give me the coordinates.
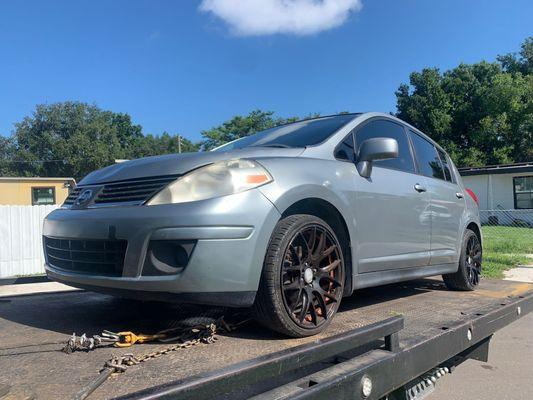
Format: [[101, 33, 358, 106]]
[[465, 188, 478, 206]]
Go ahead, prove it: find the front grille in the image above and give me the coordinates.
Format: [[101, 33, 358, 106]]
[[44, 237, 127, 276], [94, 175, 179, 204], [62, 174, 180, 207], [63, 188, 81, 206]]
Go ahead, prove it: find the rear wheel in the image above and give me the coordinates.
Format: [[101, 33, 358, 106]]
[[443, 229, 482, 291], [253, 215, 345, 337]]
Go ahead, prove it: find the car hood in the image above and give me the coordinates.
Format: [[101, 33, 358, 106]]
[[79, 147, 304, 185]]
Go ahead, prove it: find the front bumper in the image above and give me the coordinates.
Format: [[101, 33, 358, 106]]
[[44, 189, 281, 307]]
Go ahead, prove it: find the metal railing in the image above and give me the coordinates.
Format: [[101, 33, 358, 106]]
[[479, 208, 533, 228]]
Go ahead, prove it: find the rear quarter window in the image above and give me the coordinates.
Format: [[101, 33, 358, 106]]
[[437, 148, 455, 183]]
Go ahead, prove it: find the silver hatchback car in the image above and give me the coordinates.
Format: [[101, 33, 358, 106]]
[[44, 112, 482, 337]]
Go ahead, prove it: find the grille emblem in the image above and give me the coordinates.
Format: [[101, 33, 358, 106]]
[[75, 189, 93, 206]]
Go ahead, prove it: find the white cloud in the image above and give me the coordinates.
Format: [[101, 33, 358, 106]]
[[199, 0, 362, 36]]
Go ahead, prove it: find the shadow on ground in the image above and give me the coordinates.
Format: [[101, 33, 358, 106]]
[[0, 278, 443, 343]]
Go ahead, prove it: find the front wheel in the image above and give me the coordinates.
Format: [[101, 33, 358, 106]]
[[443, 229, 482, 291], [253, 214, 345, 337]]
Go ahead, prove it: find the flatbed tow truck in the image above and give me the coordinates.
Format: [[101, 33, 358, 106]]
[[0, 277, 531, 400]]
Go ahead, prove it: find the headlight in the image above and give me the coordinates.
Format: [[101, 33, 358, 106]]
[[146, 159, 273, 205]]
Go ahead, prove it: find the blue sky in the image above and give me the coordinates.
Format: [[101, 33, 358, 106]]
[[0, 0, 531, 141]]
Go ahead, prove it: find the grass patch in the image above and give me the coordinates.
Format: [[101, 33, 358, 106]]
[[482, 226, 533, 254], [482, 253, 530, 278], [481, 226, 532, 278]]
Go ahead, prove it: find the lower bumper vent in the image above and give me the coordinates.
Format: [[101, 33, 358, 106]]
[[44, 237, 127, 277]]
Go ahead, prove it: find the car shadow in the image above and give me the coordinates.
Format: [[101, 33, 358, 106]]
[[229, 278, 445, 340], [340, 277, 446, 311], [0, 291, 225, 339], [0, 278, 446, 344]]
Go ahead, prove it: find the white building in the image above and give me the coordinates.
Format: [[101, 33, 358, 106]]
[[458, 162, 533, 226]]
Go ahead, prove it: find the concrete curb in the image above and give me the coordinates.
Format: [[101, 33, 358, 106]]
[[0, 281, 80, 297], [504, 266, 533, 283], [0, 275, 49, 286]]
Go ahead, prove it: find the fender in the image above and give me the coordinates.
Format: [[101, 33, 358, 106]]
[[258, 157, 360, 288]]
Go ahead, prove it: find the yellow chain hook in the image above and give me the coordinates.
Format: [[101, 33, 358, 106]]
[[114, 332, 165, 347]]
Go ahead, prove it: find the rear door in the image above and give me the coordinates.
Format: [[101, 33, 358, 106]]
[[408, 131, 466, 265], [352, 119, 431, 273]]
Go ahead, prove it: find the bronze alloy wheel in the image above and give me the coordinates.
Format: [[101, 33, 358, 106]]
[[465, 234, 482, 287], [280, 224, 344, 329]]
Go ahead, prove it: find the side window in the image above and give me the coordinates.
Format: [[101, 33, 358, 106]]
[[334, 133, 355, 162], [32, 187, 56, 205], [409, 131, 445, 180], [354, 120, 415, 173], [437, 148, 453, 182], [514, 176, 533, 209]]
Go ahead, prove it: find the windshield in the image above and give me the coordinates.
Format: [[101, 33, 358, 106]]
[[212, 114, 358, 152]]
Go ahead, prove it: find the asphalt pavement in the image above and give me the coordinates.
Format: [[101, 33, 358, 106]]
[[432, 303, 533, 400], [432, 266, 533, 400]]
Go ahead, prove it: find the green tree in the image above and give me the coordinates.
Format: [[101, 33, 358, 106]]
[[131, 132, 199, 158], [7, 102, 145, 179], [1, 102, 205, 180], [200, 110, 298, 150], [396, 68, 452, 144], [1, 102, 203, 180], [396, 37, 532, 167], [0, 136, 15, 176], [497, 37, 533, 75]]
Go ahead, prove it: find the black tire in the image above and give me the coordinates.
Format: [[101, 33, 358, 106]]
[[443, 229, 482, 291], [165, 307, 228, 330], [253, 214, 345, 337]]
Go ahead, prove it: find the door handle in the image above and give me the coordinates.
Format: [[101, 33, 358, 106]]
[[456, 192, 464, 199], [414, 183, 427, 193]]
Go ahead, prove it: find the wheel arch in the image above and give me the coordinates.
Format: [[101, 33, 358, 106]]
[[279, 197, 353, 296], [466, 221, 482, 248]]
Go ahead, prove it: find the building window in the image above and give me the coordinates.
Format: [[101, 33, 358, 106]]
[[32, 187, 56, 205], [514, 176, 533, 209]]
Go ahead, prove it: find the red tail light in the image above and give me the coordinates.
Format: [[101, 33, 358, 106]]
[[465, 188, 478, 206]]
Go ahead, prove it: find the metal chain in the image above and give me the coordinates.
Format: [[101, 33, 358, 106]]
[[105, 322, 218, 370], [63, 316, 240, 353], [73, 316, 247, 400]]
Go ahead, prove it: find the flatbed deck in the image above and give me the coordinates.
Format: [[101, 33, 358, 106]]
[[0, 278, 531, 399]]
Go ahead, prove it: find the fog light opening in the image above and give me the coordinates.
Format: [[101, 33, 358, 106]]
[[142, 240, 196, 276]]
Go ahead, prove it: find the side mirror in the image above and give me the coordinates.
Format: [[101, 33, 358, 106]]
[[356, 137, 399, 178]]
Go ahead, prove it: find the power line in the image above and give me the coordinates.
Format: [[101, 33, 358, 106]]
[[1, 160, 67, 164]]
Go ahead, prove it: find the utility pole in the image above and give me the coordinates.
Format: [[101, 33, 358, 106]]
[[178, 134, 181, 153]]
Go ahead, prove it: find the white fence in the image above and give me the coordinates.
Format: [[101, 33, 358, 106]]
[[0, 205, 58, 278]]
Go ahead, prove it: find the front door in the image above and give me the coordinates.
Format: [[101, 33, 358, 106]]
[[352, 119, 432, 273]]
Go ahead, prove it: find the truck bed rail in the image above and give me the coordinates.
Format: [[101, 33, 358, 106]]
[[119, 292, 532, 400]]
